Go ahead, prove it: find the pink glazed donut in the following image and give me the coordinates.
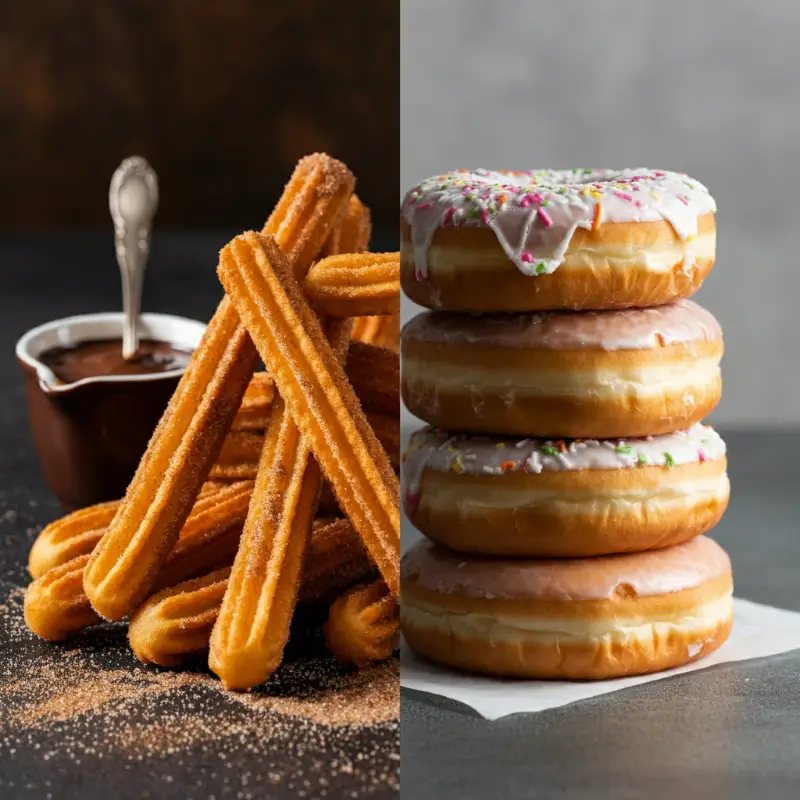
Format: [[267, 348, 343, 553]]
[[401, 536, 733, 679], [403, 424, 729, 557], [401, 168, 716, 312]]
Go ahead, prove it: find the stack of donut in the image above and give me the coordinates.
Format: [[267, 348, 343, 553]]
[[399, 169, 732, 680]]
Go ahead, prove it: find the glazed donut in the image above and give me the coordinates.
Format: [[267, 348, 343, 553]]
[[401, 169, 716, 312], [403, 424, 729, 557], [402, 299, 722, 439], [401, 535, 733, 679]]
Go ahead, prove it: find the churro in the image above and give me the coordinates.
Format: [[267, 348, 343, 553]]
[[217, 232, 400, 595], [153, 481, 252, 590], [29, 500, 119, 580], [24, 482, 253, 641], [130, 568, 232, 666], [210, 313, 352, 689], [324, 580, 399, 667], [304, 252, 400, 319], [209, 393, 323, 689], [352, 314, 400, 353], [322, 193, 371, 256], [300, 518, 375, 604], [83, 154, 353, 621], [208, 431, 264, 481], [345, 342, 399, 416], [231, 372, 275, 431], [25, 555, 102, 641]]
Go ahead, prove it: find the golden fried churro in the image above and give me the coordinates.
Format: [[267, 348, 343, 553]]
[[129, 519, 373, 667], [262, 154, 356, 277], [324, 580, 399, 666], [25, 555, 101, 641], [210, 313, 352, 689], [201, 480, 233, 494], [208, 431, 264, 481], [345, 342, 400, 416], [25, 483, 252, 641], [300, 518, 374, 604], [304, 252, 400, 319], [153, 481, 252, 590], [352, 314, 400, 353], [231, 372, 275, 431], [84, 155, 353, 621], [130, 568, 232, 666], [209, 392, 323, 688], [218, 233, 400, 594], [322, 193, 371, 256], [28, 500, 119, 580]]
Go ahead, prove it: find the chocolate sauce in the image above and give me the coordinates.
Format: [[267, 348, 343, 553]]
[[40, 339, 193, 383]]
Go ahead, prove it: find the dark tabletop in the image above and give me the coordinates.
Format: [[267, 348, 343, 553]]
[[0, 231, 399, 800], [401, 426, 800, 799]]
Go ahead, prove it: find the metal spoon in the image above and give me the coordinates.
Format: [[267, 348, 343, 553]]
[[109, 156, 159, 359]]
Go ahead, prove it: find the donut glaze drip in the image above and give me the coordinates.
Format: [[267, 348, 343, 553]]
[[403, 424, 725, 497], [401, 168, 716, 278], [402, 299, 722, 352], [401, 536, 731, 602]]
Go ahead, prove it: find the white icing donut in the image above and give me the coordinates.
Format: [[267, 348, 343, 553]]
[[403, 424, 729, 557], [401, 536, 734, 679], [401, 299, 723, 438], [401, 168, 716, 312]]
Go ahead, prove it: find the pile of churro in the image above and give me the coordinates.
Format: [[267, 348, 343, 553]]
[[24, 154, 401, 690]]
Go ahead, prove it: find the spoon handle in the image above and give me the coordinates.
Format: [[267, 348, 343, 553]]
[[118, 232, 148, 358], [110, 157, 159, 360]]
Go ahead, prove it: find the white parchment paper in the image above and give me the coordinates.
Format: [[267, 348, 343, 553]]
[[401, 598, 800, 720]]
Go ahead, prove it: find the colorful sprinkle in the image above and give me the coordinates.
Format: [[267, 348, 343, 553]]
[[540, 445, 560, 457], [664, 452, 675, 468], [592, 203, 603, 232], [538, 208, 553, 227]]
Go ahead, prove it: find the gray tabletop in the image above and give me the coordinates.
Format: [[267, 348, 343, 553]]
[[401, 429, 800, 799]]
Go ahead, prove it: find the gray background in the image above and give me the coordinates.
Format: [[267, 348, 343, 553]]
[[401, 0, 800, 429]]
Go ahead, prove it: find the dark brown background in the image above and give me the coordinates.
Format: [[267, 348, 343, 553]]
[[0, 0, 398, 231]]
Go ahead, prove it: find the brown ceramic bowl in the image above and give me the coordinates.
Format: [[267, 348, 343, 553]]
[[16, 312, 206, 511]]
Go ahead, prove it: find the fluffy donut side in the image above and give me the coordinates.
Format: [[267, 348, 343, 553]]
[[402, 338, 723, 438], [408, 459, 730, 557], [400, 214, 716, 312], [401, 539, 734, 679]]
